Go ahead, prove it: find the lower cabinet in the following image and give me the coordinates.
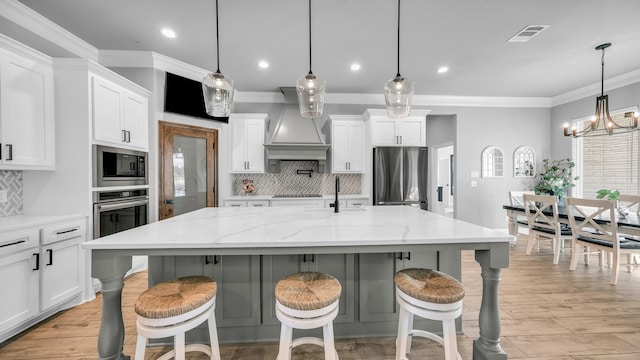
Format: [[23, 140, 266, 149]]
[[0, 248, 39, 334], [0, 217, 85, 341], [358, 251, 438, 322], [149, 255, 262, 328], [262, 254, 355, 326]]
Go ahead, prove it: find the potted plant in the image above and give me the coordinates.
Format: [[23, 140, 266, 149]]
[[596, 189, 629, 217], [533, 158, 579, 204]]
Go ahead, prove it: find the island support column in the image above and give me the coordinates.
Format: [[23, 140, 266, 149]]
[[473, 247, 509, 360], [92, 252, 132, 360]]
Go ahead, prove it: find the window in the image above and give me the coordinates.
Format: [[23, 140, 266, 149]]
[[482, 146, 504, 177], [571, 106, 639, 199], [514, 146, 535, 177]]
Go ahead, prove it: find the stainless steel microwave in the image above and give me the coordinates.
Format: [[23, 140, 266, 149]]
[[93, 145, 147, 187]]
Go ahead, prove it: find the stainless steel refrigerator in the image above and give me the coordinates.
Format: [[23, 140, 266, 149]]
[[373, 147, 428, 210]]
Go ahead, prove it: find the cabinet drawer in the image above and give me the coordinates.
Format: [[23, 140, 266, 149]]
[[0, 228, 39, 257], [346, 199, 368, 208], [225, 201, 247, 207], [247, 200, 269, 207], [41, 218, 86, 245]]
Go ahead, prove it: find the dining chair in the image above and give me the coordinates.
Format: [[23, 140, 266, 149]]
[[566, 197, 640, 285], [617, 194, 640, 267], [509, 191, 535, 244], [523, 194, 572, 264]]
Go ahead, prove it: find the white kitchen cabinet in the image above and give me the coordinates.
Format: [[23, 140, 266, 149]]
[[40, 219, 85, 311], [0, 35, 55, 170], [92, 75, 149, 151], [365, 109, 430, 147], [270, 199, 324, 207], [223, 199, 270, 207], [0, 217, 86, 342], [229, 114, 268, 173], [224, 200, 247, 207], [324, 197, 369, 209], [329, 116, 364, 173], [0, 228, 40, 336]]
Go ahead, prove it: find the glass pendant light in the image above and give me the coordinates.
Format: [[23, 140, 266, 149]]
[[384, 0, 414, 118], [296, 0, 326, 118], [202, 0, 234, 117]]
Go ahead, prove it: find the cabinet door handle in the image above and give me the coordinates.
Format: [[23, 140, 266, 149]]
[[247, 161, 250, 170], [399, 136, 402, 144], [33, 253, 40, 271], [205, 255, 219, 265], [396, 252, 403, 260], [6, 144, 12, 161], [127, 131, 131, 143], [405, 252, 411, 261], [122, 130, 127, 142], [46, 249, 53, 266], [311, 254, 315, 263]]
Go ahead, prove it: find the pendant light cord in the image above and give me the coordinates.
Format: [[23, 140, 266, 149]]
[[396, 0, 401, 77], [215, 0, 221, 74], [308, 0, 313, 75], [600, 47, 605, 97]]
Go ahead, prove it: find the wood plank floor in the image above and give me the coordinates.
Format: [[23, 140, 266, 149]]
[[2, 239, 640, 359]]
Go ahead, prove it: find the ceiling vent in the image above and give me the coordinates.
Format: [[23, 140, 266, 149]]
[[507, 25, 549, 42]]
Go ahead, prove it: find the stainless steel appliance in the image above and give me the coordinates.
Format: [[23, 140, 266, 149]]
[[373, 147, 428, 210], [93, 145, 147, 187], [93, 189, 149, 238]]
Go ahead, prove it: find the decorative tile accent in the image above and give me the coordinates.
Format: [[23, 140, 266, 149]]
[[0, 170, 23, 217], [233, 161, 361, 196]]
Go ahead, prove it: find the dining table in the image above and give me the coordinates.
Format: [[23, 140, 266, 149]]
[[84, 205, 512, 360], [503, 203, 640, 237]]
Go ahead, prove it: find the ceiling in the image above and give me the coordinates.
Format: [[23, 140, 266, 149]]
[[7, 0, 640, 99]]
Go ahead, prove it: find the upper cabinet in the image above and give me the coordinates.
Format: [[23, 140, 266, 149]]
[[328, 115, 364, 173], [229, 114, 268, 173], [0, 35, 55, 170], [365, 109, 430, 147], [92, 75, 149, 151]]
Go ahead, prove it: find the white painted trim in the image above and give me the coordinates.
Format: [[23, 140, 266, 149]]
[[0, 32, 51, 64], [0, 0, 98, 60], [552, 69, 640, 107]]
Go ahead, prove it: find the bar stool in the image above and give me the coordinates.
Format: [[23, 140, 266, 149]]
[[275, 272, 342, 360], [133, 275, 221, 360], [394, 268, 465, 360]]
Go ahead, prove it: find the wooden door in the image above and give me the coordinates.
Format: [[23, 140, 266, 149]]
[[158, 121, 218, 220]]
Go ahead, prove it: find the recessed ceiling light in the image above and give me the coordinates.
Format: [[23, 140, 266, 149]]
[[258, 60, 269, 69], [350, 63, 361, 71], [437, 66, 449, 74], [161, 28, 176, 39]]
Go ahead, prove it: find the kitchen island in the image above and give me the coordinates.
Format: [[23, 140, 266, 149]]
[[85, 205, 511, 360]]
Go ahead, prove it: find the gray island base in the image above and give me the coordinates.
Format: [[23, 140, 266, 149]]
[[86, 206, 511, 360]]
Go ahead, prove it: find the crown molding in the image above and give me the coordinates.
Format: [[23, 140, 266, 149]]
[[0, 0, 98, 60], [99, 50, 211, 82], [0, 32, 51, 64], [552, 68, 640, 107]]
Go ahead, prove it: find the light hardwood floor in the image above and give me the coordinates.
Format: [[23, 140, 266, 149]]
[[2, 239, 640, 359]]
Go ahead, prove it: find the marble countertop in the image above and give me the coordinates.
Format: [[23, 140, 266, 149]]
[[83, 206, 511, 251], [0, 213, 88, 233], [224, 194, 370, 201]]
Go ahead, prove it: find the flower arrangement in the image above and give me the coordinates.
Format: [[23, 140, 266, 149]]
[[533, 158, 579, 200]]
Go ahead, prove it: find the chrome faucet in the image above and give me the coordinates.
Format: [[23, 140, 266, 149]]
[[330, 176, 340, 213]]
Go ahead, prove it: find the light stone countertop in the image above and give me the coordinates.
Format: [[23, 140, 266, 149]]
[[0, 213, 88, 233], [83, 205, 511, 251], [224, 194, 370, 201]]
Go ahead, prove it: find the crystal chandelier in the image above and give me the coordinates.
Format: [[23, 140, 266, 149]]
[[564, 43, 638, 137], [296, 0, 326, 118], [384, 0, 414, 119], [202, 0, 234, 117]]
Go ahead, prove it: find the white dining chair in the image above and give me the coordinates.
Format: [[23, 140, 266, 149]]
[[566, 197, 640, 285], [508, 191, 535, 244], [523, 194, 572, 264]]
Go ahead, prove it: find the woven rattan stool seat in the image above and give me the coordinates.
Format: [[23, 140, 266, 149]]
[[135, 276, 217, 319], [394, 268, 464, 304], [275, 272, 341, 311]]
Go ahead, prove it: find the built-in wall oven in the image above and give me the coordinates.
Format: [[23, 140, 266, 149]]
[[93, 189, 149, 238]]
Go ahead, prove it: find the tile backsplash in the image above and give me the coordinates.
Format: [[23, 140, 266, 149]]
[[0, 170, 23, 217], [233, 161, 361, 195]]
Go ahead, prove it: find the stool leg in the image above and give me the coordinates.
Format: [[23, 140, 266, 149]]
[[277, 324, 293, 360], [207, 310, 221, 360], [442, 318, 458, 360], [406, 312, 414, 353], [395, 306, 409, 360], [134, 335, 146, 360], [175, 332, 186, 360], [322, 322, 338, 360]]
